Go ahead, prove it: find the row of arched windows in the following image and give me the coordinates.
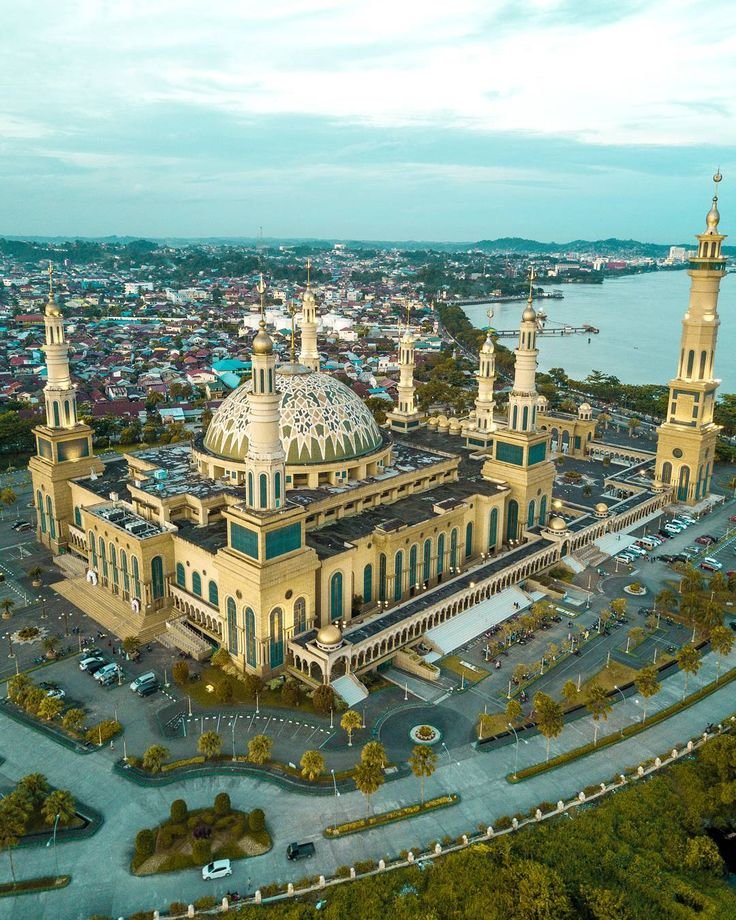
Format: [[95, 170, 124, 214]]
[[175, 563, 219, 607], [37, 491, 56, 540], [680, 347, 713, 382], [87, 530, 144, 597], [246, 471, 282, 510], [224, 597, 308, 669]]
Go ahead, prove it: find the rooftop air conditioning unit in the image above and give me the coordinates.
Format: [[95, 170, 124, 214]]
[[109, 492, 119, 502]]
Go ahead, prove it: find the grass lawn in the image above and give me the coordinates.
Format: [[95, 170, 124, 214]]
[[182, 666, 324, 716], [133, 806, 271, 876], [441, 655, 486, 683], [576, 660, 640, 701], [478, 712, 512, 739]]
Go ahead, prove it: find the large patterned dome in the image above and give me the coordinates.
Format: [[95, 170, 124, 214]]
[[204, 364, 383, 465]]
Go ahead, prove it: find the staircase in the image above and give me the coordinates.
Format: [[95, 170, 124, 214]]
[[52, 576, 170, 642], [572, 543, 608, 570], [331, 673, 369, 707], [54, 555, 87, 578], [159, 616, 212, 661]]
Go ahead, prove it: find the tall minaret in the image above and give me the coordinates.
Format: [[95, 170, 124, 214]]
[[42, 264, 78, 429], [299, 258, 320, 372], [387, 306, 425, 433], [482, 266, 554, 542], [464, 308, 497, 448], [655, 172, 727, 504], [29, 264, 102, 553], [244, 277, 286, 511], [508, 269, 540, 434]]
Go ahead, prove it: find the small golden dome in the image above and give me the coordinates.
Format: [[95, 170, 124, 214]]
[[316, 623, 342, 647], [522, 304, 536, 323], [594, 502, 608, 514], [252, 322, 273, 356], [706, 197, 720, 232], [548, 516, 567, 532], [428, 416, 438, 427]]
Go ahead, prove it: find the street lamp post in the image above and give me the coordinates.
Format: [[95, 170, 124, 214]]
[[39, 596, 47, 620], [508, 723, 520, 778], [6, 631, 15, 659], [441, 742, 451, 765], [46, 812, 60, 875], [330, 768, 340, 832], [231, 718, 237, 762], [613, 685, 626, 736]]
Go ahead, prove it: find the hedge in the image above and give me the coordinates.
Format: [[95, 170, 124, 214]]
[[508, 665, 736, 782], [324, 794, 459, 838], [0, 875, 71, 898]]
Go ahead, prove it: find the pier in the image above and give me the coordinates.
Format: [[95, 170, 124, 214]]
[[492, 323, 599, 339]]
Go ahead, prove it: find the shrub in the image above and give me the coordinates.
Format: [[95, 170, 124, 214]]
[[335, 865, 352, 878], [168, 903, 187, 917], [187, 815, 201, 830], [85, 719, 122, 745], [259, 883, 287, 898], [159, 853, 192, 872], [354, 859, 377, 874], [61, 708, 86, 734], [214, 792, 231, 816], [170, 798, 188, 823], [167, 822, 187, 838], [495, 816, 512, 830], [191, 839, 211, 865], [193, 895, 217, 910], [281, 680, 301, 706], [172, 661, 189, 685], [213, 841, 244, 860], [216, 678, 234, 704], [214, 813, 237, 829], [158, 827, 174, 848], [249, 808, 265, 832], [135, 829, 155, 858], [312, 684, 335, 714], [243, 672, 263, 698], [128, 913, 155, 920], [192, 824, 212, 840], [230, 815, 247, 837], [199, 809, 216, 825], [211, 648, 230, 669]]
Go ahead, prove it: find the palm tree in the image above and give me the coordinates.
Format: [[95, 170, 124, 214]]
[[408, 745, 438, 806], [62, 708, 86, 734], [340, 710, 363, 747], [677, 643, 702, 698], [42, 636, 60, 659], [361, 741, 388, 769], [656, 587, 677, 612], [247, 733, 272, 765], [561, 680, 578, 708], [597, 411, 611, 430], [17, 773, 49, 804], [42, 789, 76, 826], [353, 761, 384, 815], [299, 750, 325, 782], [197, 731, 223, 760], [37, 696, 63, 722], [628, 417, 641, 437], [533, 692, 564, 761], [122, 636, 141, 659], [635, 666, 660, 721], [586, 685, 612, 746], [0, 798, 27, 885], [1, 598, 14, 619], [709, 625, 734, 683], [610, 598, 627, 619], [505, 698, 522, 725], [142, 744, 169, 773]]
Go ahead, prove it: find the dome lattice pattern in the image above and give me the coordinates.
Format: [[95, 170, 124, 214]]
[[204, 366, 383, 465]]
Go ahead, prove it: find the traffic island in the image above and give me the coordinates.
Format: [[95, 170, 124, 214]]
[[324, 794, 459, 837], [0, 876, 71, 898]]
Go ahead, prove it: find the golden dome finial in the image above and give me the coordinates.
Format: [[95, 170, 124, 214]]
[[288, 299, 298, 364], [45, 261, 61, 317], [522, 266, 536, 322], [306, 257, 311, 289], [706, 172, 722, 232], [257, 273, 266, 322]]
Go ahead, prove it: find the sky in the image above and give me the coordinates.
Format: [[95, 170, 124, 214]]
[[1, 0, 735, 242]]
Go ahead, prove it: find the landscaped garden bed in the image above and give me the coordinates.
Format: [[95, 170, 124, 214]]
[[131, 792, 271, 875], [324, 794, 459, 837], [0, 875, 71, 898]]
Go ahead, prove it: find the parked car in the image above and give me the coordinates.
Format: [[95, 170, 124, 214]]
[[129, 671, 156, 692], [700, 557, 723, 572], [11, 520, 31, 530], [79, 655, 105, 672], [657, 530, 672, 539], [287, 841, 316, 861], [39, 682, 65, 699], [202, 859, 232, 880], [94, 663, 122, 682], [136, 681, 159, 697], [695, 535, 716, 546]]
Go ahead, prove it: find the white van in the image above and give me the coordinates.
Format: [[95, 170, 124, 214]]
[[130, 671, 156, 692], [638, 537, 658, 550]]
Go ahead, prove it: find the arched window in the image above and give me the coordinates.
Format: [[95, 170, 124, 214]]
[[191, 571, 202, 596], [686, 349, 695, 377], [677, 466, 690, 503], [293, 597, 307, 634], [449, 529, 458, 570], [227, 597, 238, 655], [409, 544, 418, 589], [63, 401, 71, 424], [522, 406, 529, 430], [379, 553, 387, 601], [330, 571, 344, 621], [88, 530, 97, 567], [259, 473, 268, 508], [363, 564, 373, 604], [74, 506, 82, 528], [423, 539, 432, 583], [393, 550, 403, 601], [132, 557, 141, 598], [437, 533, 446, 576], [98, 536, 107, 579], [661, 461, 672, 485], [151, 556, 164, 600], [489, 508, 498, 547], [38, 490, 47, 533], [248, 472, 254, 505], [245, 607, 257, 666], [465, 523, 473, 559], [259, 368, 265, 392], [539, 495, 547, 525], [46, 496, 56, 539], [52, 402, 60, 427], [176, 562, 186, 588], [699, 350, 707, 378], [506, 500, 519, 542], [512, 406, 518, 429], [527, 499, 536, 528], [270, 607, 284, 668], [208, 580, 219, 607], [120, 550, 129, 593], [275, 471, 281, 503]]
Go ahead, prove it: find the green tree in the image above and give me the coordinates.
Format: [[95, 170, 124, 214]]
[[42, 789, 76, 826], [561, 680, 579, 708], [142, 744, 169, 773], [533, 692, 564, 761], [17, 773, 49, 804], [610, 598, 627, 619], [214, 792, 231, 816], [172, 660, 189, 685], [353, 761, 384, 815], [340, 709, 363, 747], [122, 636, 140, 659], [506, 698, 523, 725], [312, 684, 335, 714], [1, 597, 15, 619], [586, 685, 612, 746], [361, 740, 388, 769], [37, 696, 63, 722], [408, 745, 438, 805], [197, 731, 222, 760], [683, 836, 725, 875], [0, 487, 17, 515], [656, 587, 678, 611], [709, 624, 734, 683], [299, 750, 325, 782], [635, 666, 660, 721], [62, 708, 86, 734], [247, 733, 272, 765], [677, 643, 702, 698], [0, 797, 27, 885], [170, 799, 188, 823]]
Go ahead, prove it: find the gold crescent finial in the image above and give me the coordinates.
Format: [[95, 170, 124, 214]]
[[48, 261, 54, 296], [527, 265, 536, 304], [257, 273, 266, 322], [306, 257, 311, 288]]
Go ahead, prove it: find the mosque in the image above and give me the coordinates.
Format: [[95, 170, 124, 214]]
[[28, 178, 727, 696]]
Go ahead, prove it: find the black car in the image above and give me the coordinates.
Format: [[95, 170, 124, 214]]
[[287, 841, 315, 861], [136, 681, 159, 697], [657, 530, 672, 539], [87, 659, 109, 676]]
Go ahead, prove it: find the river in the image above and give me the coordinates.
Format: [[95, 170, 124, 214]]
[[461, 270, 736, 393]]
